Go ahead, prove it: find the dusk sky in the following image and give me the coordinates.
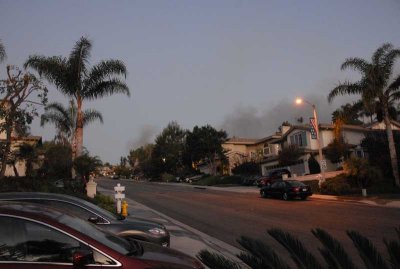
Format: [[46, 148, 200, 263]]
[[1, 0, 400, 164]]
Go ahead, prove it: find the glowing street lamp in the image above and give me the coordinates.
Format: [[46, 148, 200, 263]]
[[295, 98, 325, 181]]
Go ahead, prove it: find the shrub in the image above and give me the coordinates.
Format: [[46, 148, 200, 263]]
[[194, 175, 243, 186], [92, 193, 115, 214], [320, 175, 354, 195], [343, 157, 383, 188], [302, 180, 320, 193], [161, 173, 176, 182], [232, 161, 260, 175]]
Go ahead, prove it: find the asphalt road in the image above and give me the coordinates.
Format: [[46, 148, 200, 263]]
[[98, 179, 400, 265]]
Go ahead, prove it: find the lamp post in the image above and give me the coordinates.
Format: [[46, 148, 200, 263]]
[[295, 98, 325, 181]]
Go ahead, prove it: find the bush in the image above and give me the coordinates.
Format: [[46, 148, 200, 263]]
[[302, 180, 320, 193], [231, 161, 260, 175], [194, 175, 243, 186], [320, 175, 355, 195], [343, 157, 383, 188], [161, 173, 176, 182], [92, 193, 115, 214]]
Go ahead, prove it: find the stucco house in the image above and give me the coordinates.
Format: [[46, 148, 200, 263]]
[[223, 121, 400, 177]]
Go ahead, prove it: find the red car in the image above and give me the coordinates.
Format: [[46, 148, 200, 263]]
[[0, 202, 204, 269]]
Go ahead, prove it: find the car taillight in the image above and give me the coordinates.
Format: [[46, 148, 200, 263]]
[[292, 187, 300, 192]]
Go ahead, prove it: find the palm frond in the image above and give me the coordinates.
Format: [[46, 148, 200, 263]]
[[237, 236, 291, 269], [82, 109, 103, 127], [24, 55, 70, 92], [84, 59, 127, 87], [328, 82, 364, 103], [347, 230, 388, 269], [197, 250, 241, 269], [0, 40, 6, 62], [268, 228, 322, 269], [384, 238, 400, 269], [388, 74, 400, 92], [68, 36, 92, 79], [340, 58, 370, 73], [382, 48, 400, 82], [83, 78, 130, 100], [372, 43, 393, 65], [312, 228, 357, 269]]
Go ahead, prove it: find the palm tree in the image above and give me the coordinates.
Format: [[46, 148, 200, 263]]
[[0, 39, 5, 63], [24, 36, 129, 159], [328, 43, 400, 188], [41, 100, 103, 146]]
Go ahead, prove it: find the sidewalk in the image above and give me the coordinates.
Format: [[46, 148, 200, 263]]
[[97, 186, 246, 267], [154, 182, 400, 209]]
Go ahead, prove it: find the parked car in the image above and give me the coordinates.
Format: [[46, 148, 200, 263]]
[[0, 192, 170, 247], [256, 169, 291, 187], [0, 202, 204, 268], [260, 180, 312, 200]]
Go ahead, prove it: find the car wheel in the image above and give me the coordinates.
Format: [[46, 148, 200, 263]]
[[260, 190, 267, 198], [282, 192, 289, 201]]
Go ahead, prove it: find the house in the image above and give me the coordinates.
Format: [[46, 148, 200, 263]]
[[223, 121, 400, 177]]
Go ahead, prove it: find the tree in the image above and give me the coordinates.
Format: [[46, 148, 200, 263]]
[[0, 65, 48, 178], [328, 43, 400, 187], [16, 143, 38, 178], [39, 141, 72, 179], [0, 39, 6, 63], [308, 154, 321, 174], [231, 161, 260, 175], [73, 152, 102, 182], [152, 121, 186, 175], [185, 125, 227, 175], [24, 36, 129, 160], [331, 102, 364, 125], [41, 100, 103, 146], [278, 145, 302, 166]]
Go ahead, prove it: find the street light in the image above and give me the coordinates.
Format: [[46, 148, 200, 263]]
[[295, 98, 325, 181]]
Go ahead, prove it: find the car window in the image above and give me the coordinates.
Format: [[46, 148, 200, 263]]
[[46, 200, 108, 224], [0, 216, 116, 265]]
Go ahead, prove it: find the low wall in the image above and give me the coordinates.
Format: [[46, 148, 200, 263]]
[[289, 170, 345, 182]]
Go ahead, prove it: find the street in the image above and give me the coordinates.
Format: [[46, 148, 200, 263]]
[[98, 178, 400, 265]]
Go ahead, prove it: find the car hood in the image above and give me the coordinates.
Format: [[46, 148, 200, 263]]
[[106, 219, 166, 234], [136, 241, 203, 269]]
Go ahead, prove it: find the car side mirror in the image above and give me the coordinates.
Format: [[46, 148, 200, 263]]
[[88, 216, 100, 224], [73, 249, 93, 267]]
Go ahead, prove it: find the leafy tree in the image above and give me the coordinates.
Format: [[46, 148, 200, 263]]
[[73, 152, 102, 182], [328, 43, 400, 187], [0, 65, 48, 178], [128, 144, 154, 176], [343, 157, 383, 189], [198, 227, 400, 269], [24, 36, 129, 160], [361, 131, 400, 178], [232, 161, 260, 175], [41, 100, 103, 146], [324, 137, 351, 164], [308, 154, 321, 174], [39, 141, 72, 179], [185, 125, 227, 175], [16, 143, 38, 178], [278, 145, 302, 166], [152, 121, 186, 175]]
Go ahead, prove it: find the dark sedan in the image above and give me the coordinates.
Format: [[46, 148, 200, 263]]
[[260, 180, 312, 200], [0, 202, 204, 268], [0, 192, 170, 247]]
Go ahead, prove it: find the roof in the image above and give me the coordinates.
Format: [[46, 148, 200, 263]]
[[224, 134, 282, 145]]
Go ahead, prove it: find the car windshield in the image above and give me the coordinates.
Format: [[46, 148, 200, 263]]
[[287, 181, 305, 187]]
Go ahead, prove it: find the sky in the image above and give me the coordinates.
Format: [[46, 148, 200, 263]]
[[1, 0, 400, 164]]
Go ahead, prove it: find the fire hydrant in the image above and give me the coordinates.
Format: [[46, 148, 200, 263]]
[[121, 200, 128, 218]]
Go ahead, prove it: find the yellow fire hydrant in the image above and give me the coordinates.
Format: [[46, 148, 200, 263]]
[[121, 200, 128, 218]]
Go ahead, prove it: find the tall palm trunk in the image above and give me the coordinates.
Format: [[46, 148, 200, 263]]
[[75, 96, 84, 157], [383, 103, 400, 187]]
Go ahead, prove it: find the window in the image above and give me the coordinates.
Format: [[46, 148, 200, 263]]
[[263, 144, 271, 156], [0, 216, 115, 265], [290, 131, 307, 147]]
